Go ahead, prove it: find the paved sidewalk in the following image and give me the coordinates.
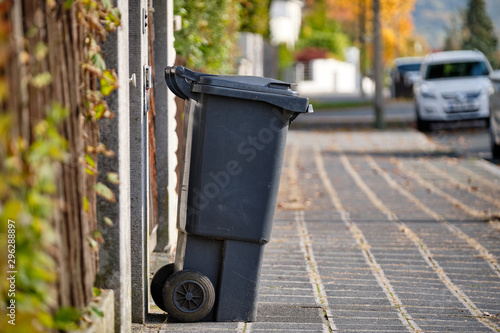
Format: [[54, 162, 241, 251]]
[[139, 129, 500, 333]]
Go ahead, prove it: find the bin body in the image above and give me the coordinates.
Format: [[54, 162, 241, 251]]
[[165, 67, 310, 322], [185, 94, 291, 243]]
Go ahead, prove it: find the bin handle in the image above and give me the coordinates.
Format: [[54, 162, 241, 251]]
[[165, 67, 187, 99], [174, 66, 215, 83], [165, 66, 201, 100], [290, 104, 313, 125], [165, 66, 217, 101]]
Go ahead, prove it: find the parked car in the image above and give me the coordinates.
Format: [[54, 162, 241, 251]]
[[489, 70, 500, 158], [413, 50, 492, 131], [391, 57, 423, 98]]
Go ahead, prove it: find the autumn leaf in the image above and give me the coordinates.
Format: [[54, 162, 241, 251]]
[[106, 172, 119, 185], [94, 182, 116, 202], [100, 69, 118, 96], [103, 216, 114, 226]]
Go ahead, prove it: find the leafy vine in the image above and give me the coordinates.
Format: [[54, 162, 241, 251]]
[[0, 0, 121, 331]]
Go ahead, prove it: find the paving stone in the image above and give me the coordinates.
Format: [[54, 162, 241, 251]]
[[333, 317, 408, 327], [260, 287, 314, 297], [260, 281, 313, 289], [324, 284, 391, 292], [325, 290, 389, 299], [256, 304, 323, 323], [260, 272, 310, 281], [154, 322, 240, 332], [410, 323, 492, 332], [258, 295, 318, 305], [326, 296, 392, 307], [333, 323, 409, 331], [249, 322, 325, 332]]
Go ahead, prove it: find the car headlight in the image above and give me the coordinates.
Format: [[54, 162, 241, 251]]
[[421, 91, 437, 99]]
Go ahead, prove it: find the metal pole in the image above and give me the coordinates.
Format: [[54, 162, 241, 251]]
[[359, 0, 366, 98], [373, 0, 385, 129]]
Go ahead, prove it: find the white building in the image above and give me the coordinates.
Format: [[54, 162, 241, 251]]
[[270, 0, 304, 48], [296, 48, 375, 96], [297, 58, 357, 95]]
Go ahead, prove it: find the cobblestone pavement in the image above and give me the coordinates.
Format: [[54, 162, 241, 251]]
[[139, 129, 500, 333]]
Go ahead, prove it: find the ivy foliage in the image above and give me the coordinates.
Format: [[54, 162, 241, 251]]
[[0, 0, 121, 331], [239, 0, 270, 37], [174, 0, 241, 74], [0, 105, 68, 332], [174, 0, 271, 74]]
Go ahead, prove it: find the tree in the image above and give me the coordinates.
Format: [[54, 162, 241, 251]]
[[444, 11, 464, 51], [326, 0, 421, 64], [298, 0, 351, 61], [462, 0, 498, 68], [239, 0, 271, 37]]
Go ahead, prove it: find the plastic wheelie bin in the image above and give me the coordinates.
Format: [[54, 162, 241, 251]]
[[151, 66, 312, 323]]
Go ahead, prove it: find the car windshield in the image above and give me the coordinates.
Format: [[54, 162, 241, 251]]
[[397, 63, 421, 72], [425, 61, 489, 80]]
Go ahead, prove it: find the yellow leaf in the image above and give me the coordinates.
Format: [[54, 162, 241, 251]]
[[94, 182, 116, 202]]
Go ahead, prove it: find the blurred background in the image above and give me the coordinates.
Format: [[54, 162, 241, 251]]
[[174, 0, 499, 91]]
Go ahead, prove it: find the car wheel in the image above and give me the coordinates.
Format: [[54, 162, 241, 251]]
[[490, 122, 500, 159], [415, 106, 431, 132], [394, 85, 401, 98]]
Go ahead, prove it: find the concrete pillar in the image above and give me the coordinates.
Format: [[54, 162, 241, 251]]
[[95, 0, 131, 332], [153, 0, 178, 253], [238, 32, 264, 76], [129, 0, 150, 323], [263, 41, 278, 79]]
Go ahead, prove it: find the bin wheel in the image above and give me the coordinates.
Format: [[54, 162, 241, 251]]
[[163, 269, 215, 322], [150, 263, 175, 312]]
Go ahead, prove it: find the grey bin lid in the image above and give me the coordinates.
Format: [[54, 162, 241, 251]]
[[165, 66, 312, 114], [198, 75, 299, 97]]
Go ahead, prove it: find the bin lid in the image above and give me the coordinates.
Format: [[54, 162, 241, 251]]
[[165, 66, 312, 114], [198, 75, 299, 97]]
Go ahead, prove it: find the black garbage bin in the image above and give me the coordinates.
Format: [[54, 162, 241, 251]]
[[151, 66, 312, 323]]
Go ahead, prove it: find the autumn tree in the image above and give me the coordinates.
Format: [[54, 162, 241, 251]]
[[379, 0, 418, 60], [326, 0, 422, 65], [462, 0, 498, 68]]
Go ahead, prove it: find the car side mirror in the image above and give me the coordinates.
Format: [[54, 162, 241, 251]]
[[489, 70, 500, 83]]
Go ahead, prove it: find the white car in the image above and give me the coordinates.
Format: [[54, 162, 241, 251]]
[[391, 57, 423, 98], [413, 50, 492, 131]]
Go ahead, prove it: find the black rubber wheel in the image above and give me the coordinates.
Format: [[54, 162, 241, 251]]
[[163, 269, 215, 322], [416, 107, 431, 132], [150, 263, 175, 312], [490, 122, 500, 159]]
